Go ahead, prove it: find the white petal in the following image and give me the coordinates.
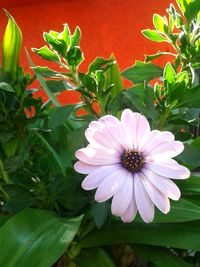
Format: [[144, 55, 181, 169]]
[[142, 168, 181, 200], [92, 128, 123, 153], [136, 114, 151, 150], [100, 114, 127, 149], [85, 121, 104, 143], [134, 173, 154, 223], [142, 131, 174, 155], [121, 109, 140, 149], [74, 161, 98, 174], [95, 168, 127, 202], [142, 173, 170, 214], [145, 159, 190, 179], [75, 146, 121, 165], [99, 115, 121, 128], [121, 186, 137, 223], [147, 141, 184, 160], [111, 172, 133, 216], [81, 164, 121, 190]]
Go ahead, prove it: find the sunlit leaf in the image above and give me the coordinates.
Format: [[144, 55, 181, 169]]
[[0, 209, 82, 267]]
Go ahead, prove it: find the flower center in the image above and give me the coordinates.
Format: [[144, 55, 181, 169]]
[[122, 149, 144, 172]]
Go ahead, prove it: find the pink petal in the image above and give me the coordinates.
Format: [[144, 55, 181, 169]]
[[147, 141, 184, 160], [142, 168, 181, 200], [85, 121, 103, 143], [136, 114, 151, 150], [145, 159, 190, 179], [142, 174, 170, 214], [142, 131, 174, 155], [111, 172, 133, 216], [92, 128, 123, 153], [95, 168, 127, 202], [74, 161, 98, 174], [134, 173, 154, 223], [121, 109, 139, 149], [121, 187, 137, 223], [100, 115, 127, 149], [81, 164, 121, 190], [99, 115, 121, 128], [75, 146, 120, 165]]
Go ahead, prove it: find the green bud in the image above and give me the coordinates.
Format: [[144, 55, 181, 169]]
[[2, 9, 22, 82]]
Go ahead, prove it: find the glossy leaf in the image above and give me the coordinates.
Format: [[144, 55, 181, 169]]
[[45, 80, 73, 93], [145, 52, 175, 62], [32, 66, 67, 78], [71, 26, 81, 47], [142, 29, 167, 42], [133, 198, 200, 223], [153, 14, 166, 33], [177, 0, 200, 23], [104, 54, 123, 97], [79, 220, 200, 251], [122, 61, 163, 83], [26, 49, 61, 106], [32, 46, 60, 62], [89, 57, 114, 73], [178, 175, 200, 194], [66, 47, 84, 68], [0, 209, 83, 267]]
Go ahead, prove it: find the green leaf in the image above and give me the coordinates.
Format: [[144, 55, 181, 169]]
[[175, 85, 200, 108], [89, 57, 114, 73], [71, 26, 81, 47], [26, 48, 61, 107], [91, 201, 110, 229], [79, 220, 200, 251], [0, 82, 15, 92], [0, 209, 82, 267], [178, 175, 200, 194], [124, 85, 156, 120], [130, 199, 200, 224], [133, 245, 193, 267], [168, 4, 184, 28], [76, 248, 116, 267], [142, 29, 167, 42], [45, 80, 73, 93], [32, 66, 67, 78], [35, 132, 66, 176], [150, 199, 200, 223], [145, 52, 175, 62], [66, 47, 84, 68], [122, 61, 163, 84], [48, 105, 75, 128], [32, 46, 60, 62], [176, 143, 200, 170], [2, 9, 22, 81], [44, 32, 66, 57], [177, 0, 200, 23], [104, 54, 123, 97], [164, 62, 176, 95], [153, 14, 166, 33]]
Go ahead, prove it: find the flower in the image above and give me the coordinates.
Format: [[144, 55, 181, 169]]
[[74, 109, 190, 223]]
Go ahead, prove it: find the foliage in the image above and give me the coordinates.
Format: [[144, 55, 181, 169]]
[[1, 1, 200, 266]]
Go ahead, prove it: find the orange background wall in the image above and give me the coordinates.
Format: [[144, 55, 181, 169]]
[[0, 0, 172, 104]]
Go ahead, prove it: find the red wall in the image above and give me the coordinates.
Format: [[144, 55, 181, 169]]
[[0, 0, 172, 104]]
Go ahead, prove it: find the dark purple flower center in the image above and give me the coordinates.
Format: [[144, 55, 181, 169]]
[[122, 149, 144, 172]]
